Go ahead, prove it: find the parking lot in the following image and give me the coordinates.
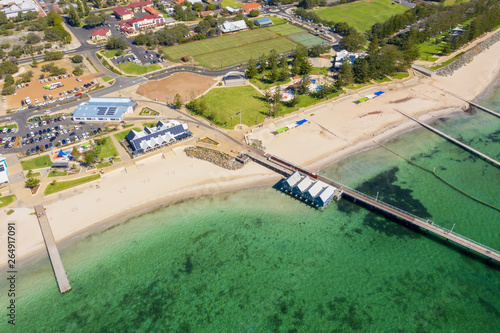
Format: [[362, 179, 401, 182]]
[[0, 115, 107, 155], [4, 74, 97, 111], [110, 48, 165, 67]]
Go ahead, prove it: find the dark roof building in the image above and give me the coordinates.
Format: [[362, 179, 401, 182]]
[[125, 120, 192, 156]]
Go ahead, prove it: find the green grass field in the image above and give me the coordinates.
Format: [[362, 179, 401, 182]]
[[0, 123, 18, 131], [44, 174, 100, 195], [250, 68, 291, 90], [113, 128, 142, 142], [102, 50, 122, 58], [27, 171, 41, 177], [220, 0, 243, 7], [0, 194, 16, 208], [21, 155, 53, 170], [419, 38, 446, 61], [314, 0, 408, 32], [96, 161, 112, 168], [117, 62, 161, 75], [197, 86, 270, 129], [391, 72, 409, 80], [48, 170, 68, 177], [96, 137, 118, 160], [102, 75, 114, 82], [161, 26, 306, 69]]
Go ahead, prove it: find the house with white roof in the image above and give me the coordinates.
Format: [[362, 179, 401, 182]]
[[220, 20, 247, 33], [0, 0, 38, 18], [292, 176, 313, 197], [72, 97, 136, 122], [282, 171, 302, 192], [303, 180, 328, 202], [334, 49, 367, 69], [314, 185, 337, 207]]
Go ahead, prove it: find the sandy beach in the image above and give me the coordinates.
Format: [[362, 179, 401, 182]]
[[3, 39, 500, 267]]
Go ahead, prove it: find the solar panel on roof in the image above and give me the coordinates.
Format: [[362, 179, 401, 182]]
[[0, 165, 4, 172]]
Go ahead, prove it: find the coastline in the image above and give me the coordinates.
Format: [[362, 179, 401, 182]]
[[4, 38, 500, 269]]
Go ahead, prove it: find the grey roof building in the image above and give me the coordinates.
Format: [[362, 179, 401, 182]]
[[125, 120, 192, 156], [72, 97, 136, 122]]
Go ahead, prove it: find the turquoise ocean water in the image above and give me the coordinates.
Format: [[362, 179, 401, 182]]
[[2, 86, 500, 331]]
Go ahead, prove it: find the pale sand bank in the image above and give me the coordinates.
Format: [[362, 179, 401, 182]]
[[3, 39, 500, 266]]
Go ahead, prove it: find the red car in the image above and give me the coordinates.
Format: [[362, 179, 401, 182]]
[[75, 93, 82, 97]]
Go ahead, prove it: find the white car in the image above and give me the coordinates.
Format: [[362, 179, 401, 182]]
[[35, 99, 39, 103], [34, 123, 39, 128], [42, 121, 46, 126]]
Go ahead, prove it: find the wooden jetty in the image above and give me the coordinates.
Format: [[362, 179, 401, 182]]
[[441, 89, 500, 118], [35, 205, 72, 294], [394, 108, 500, 168], [244, 151, 500, 263]]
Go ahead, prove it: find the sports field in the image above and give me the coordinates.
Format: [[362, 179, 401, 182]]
[[314, 0, 408, 32], [161, 24, 322, 69], [198, 86, 270, 129]]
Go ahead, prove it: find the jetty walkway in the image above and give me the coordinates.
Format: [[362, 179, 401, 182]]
[[244, 151, 500, 263], [394, 109, 500, 168], [441, 89, 500, 118], [35, 205, 71, 294]]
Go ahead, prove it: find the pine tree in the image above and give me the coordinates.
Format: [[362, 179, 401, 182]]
[[353, 58, 369, 83], [68, 7, 81, 27], [83, 0, 90, 16], [174, 93, 183, 109], [368, 36, 379, 57], [291, 58, 301, 76], [269, 64, 278, 83], [246, 58, 258, 78], [77, 0, 84, 18], [299, 58, 312, 75], [298, 75, 309, 95], [338, 61, 354, 86]]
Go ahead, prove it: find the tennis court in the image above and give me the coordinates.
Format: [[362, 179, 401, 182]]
[[289, 33, 328, 47]]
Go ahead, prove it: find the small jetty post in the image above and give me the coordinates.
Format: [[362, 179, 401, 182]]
[[34, 205, 71, 294]]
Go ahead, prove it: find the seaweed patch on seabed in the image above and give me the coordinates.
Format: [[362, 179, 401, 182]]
[[356, 167, 430, 238]]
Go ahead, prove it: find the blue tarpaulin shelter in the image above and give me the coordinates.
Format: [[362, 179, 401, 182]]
[[374, 91, 385, 96], [57, 149, 67, 156], [296, 119, 308, 126]]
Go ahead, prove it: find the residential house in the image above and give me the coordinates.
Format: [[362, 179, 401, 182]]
[[240, 2, 261, 14], [91, 28, 111, 41]]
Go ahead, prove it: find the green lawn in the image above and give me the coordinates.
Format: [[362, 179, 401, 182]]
[[113, 128, 142, 142], [142, 123, 157, 128], [96, 137, 118, 159], [102, 49, 123, 58], [250, 69, 291, 90], [220, 0, 243, 7], [391, 72, 409, 80], [429, 52, 464, 70], [374, 76, 391, 83], [96, 161, 112, 168], [27, 171, 41, 177], [314, 0, 408, 32], [0, 123, 18, 131], [309, 67, 329, 75], [196, 86, 270, 129], [48, 170, 68, 177], [21, 155, 53, 170], [161, 25, 304, 69], [0, 194, 16, 208], [117, 62, 162, 75], [266, 24, 305, 36], [281, 89, 345, 114], [102, 75, 114, 82], [419, 38, 447, 61], [44, 174, 100, 195]]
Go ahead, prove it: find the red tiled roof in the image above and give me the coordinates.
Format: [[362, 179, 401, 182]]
[[113, 6, 133, 16], [145, 6, 161, 15], [91, 28, 110, 36], [241, 2, 261, 10], [127, 0, 153, 8]]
